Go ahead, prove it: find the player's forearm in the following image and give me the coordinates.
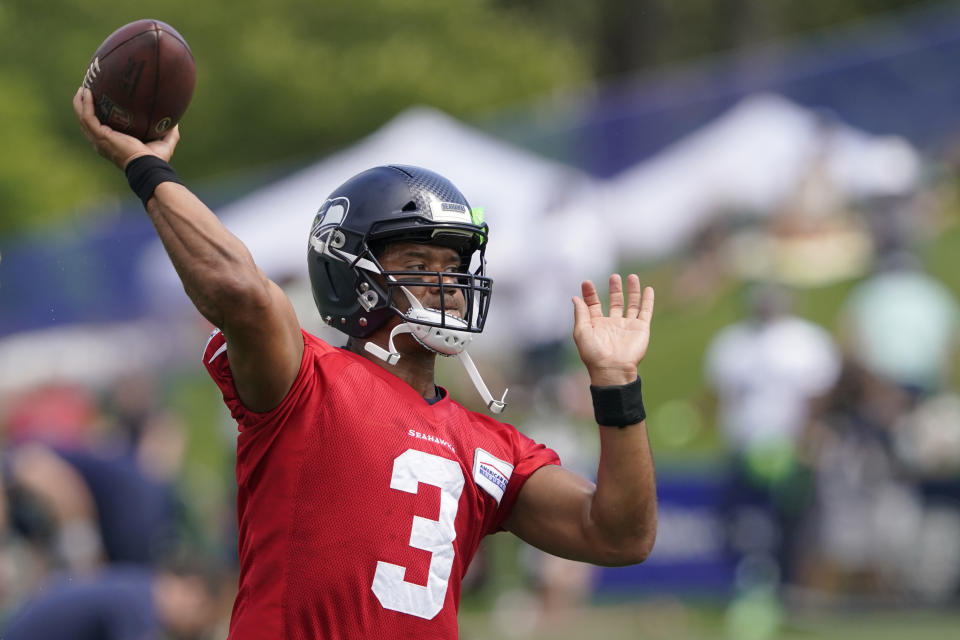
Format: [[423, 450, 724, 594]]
[[588, 423, 658, 564], [146, 182, 268, 328]]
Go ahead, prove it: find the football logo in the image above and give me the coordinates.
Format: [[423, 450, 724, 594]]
[[309, 197, 351, 255], [314, 196, 350, 230], [95, 93, 131, 129]]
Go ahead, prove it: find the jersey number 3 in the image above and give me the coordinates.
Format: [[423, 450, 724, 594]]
[[371, 449, 465, 620]]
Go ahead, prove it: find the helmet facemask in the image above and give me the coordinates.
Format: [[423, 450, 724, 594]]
[[311, 222, 492, 336]]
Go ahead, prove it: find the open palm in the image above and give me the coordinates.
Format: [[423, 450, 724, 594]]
[[572, 274, 655, 386]]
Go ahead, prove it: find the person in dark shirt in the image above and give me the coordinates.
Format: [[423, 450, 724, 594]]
[[7, 442, 180, 571], [55, 448, 179, 566], [2, 564, 224, 640]]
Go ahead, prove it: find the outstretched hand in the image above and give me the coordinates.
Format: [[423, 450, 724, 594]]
[[572, 274, 655, 386], [72, 87, 180, 169]]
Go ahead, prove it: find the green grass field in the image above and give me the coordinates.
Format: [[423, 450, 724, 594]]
[[460, 600, 960, 640]]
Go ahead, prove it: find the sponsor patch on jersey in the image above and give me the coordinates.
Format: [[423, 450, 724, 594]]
[[473, 448, 514, 504]]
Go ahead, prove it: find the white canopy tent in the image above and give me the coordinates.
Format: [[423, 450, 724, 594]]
[[0, 320, 199, 394], [602, 93, 922, 261], [139, 107, 614, 353]]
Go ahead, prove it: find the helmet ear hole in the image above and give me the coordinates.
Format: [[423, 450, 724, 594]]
[[401, 200, 417, 212]]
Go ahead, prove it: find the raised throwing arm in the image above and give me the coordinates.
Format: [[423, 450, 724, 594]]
[[73, 88, 302, 412]]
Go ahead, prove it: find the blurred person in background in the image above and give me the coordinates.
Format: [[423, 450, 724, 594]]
[[1, 384, 106, 579], [797, 246, 960, 600], [1, 561, 228, 640], [6, 442, 105, 572], [0, 473, 56, 625], [704, 283, 841, 588], [46, 434, 183, 566], [794, 357, 960, 602], [55, 375, 187, 567], [889, 391, 960, 601], [2, 384, 100, 450], [839, 249, 959, 398], [4, 377, 185, 570], [797, 360, 912, 595], [1, 376, 230, 633]]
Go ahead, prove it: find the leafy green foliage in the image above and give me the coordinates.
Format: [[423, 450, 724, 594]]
[[504, 0, 937, 77], [0, 71, 114, 231], [0, 0, 587, 234], [0, 0, 941, 235]]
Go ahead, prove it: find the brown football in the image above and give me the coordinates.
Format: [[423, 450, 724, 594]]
[[82, 19, 196, 141]]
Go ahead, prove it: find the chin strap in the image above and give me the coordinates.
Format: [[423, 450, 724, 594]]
[[364, 285, 508, 414], [457, 350, 509, 414], [365, 338, 507, 413], [363, 324, 411, 366]]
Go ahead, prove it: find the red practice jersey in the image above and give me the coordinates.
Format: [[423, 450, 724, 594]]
[[203, 329, 560, 640]]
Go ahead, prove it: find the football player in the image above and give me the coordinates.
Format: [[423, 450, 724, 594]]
[[74, 86, 658, 639]]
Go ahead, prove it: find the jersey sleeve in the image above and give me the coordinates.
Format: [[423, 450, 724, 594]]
[[490, 429, 560, 533], [201, 328, 322, 431]]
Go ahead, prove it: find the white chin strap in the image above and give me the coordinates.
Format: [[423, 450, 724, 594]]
[[363, 284, 508, 414]]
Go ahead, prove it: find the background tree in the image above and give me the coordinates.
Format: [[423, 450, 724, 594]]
[[0, 0, 588, 234], [0, 0, 944, 235], [501, 0, 936, 77]]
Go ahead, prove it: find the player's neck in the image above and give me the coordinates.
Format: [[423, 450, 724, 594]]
[[348, 336, 439, 400]]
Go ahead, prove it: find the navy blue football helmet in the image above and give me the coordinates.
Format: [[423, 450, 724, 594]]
[[307, 165, 507, 412], [307, 165, 492, 339]]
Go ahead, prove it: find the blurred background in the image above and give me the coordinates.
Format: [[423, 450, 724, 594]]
[[2, 0, 960, 638]]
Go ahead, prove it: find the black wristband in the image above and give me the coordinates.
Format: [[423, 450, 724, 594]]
[[590, 377, 646, 428], [125, 155, 182, 206]]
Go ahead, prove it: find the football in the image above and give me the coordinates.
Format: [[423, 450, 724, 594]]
[[81, 19, 196, 142]]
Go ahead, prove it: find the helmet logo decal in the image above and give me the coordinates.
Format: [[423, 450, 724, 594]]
[[313, 196, 351, 231]]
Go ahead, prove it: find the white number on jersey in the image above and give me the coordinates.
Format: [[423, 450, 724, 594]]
[[371, 449, 464, 620]]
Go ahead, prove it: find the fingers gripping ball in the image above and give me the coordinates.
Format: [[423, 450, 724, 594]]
[[82, 19, 195, 141]]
